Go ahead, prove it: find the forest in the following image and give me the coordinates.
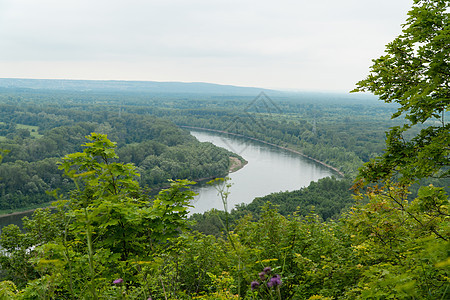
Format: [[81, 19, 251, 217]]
[[0, 0, 448, 299], [0, 104, 243, 210]]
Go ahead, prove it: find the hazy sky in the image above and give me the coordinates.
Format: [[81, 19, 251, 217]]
[[0, 0, 413, 92]]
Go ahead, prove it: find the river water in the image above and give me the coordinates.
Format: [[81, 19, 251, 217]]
[[0, 130, 335, 229], [0, 210, 34, 231], [189, 130, 334, 214]]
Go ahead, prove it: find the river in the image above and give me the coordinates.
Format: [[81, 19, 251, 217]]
[[0, 210, 34, 231], [0, 130, 336, 229], [189, 130, 335, 214]]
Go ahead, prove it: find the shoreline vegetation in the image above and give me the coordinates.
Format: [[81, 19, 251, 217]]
[[0, 153, 248, 219], [0, 203, 53, 218], [0, 124, 336, 219], [0, 124, 338, 219], [182, 125, 345, 177]]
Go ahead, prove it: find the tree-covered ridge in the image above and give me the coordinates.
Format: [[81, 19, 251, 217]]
[[0, 85, 400, 177], [0, 107, 240, 210]]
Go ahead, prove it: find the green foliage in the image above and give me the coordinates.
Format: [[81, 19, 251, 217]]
[[190, 177, 354, 236], [235, 204, 360, 299], [0, 186, 448, 299], [0, 133, 197, 299], [0, 110, 233, 210], [0, 82, 401, 183], [0, 210, 61, 289], [344, 3, 450, 296], [353, 0, 449, 184], [59, 132, 140, 201], [343, 3, 450, 296], [0, 280, 19, 298], [345, 184, 449, 299], [0, 2, 448, 295], [244, 177, 354, 221]]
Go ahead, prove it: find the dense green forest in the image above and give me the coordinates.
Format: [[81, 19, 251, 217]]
[[0, 85, 399, 177], [0, 78, 415, 211], [0, 0, 448, 298], [189, 176, 354, 237], [0, 104, 243, 210]]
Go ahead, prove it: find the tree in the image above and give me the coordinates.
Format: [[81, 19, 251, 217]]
[[350, 2, 449, 298], [0, 133, 197, 299], [352, 0, 449, 185], [344, 184, 449, 299], [56, 133, 196, 298]]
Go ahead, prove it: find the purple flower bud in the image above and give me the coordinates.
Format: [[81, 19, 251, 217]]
[[258, 271, 266, 281], [251, 281, 260, 290], [268, 275, 282, 287], [113, 278, 123, 284], [263, 267, 271, 274]]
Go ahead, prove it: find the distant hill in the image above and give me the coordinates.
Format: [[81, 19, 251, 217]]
[[0, 78, 380, 105], [0, 78, 273, 96]]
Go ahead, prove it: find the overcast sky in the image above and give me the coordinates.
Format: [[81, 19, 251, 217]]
[[0, 0, 413, 92]]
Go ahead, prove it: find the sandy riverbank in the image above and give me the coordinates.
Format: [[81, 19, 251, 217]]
[[229, 156, 248, 173]]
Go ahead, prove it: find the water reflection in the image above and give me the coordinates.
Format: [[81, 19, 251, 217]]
[[0, 210, 34, 231], [190, 130, 334, 214], [0, 130, 335, 229]]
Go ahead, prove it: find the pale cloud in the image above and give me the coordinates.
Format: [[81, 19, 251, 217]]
[[0, 0, 413, 91]]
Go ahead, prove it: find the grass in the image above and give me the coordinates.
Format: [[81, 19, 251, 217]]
[[15, 124, 44, 139]]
